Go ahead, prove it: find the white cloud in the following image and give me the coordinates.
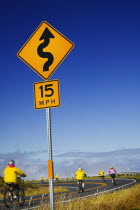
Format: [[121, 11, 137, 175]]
[[0, 148, 140, 180]]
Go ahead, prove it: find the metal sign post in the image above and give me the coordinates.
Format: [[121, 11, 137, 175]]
[[17, 21, 74, 210], [46, 108, 54, 210]]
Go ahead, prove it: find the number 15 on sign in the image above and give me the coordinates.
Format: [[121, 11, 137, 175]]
[[34, 80, 60, 109]]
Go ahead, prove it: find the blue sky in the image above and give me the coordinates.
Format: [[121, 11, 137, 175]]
[[0, 0, 140, 179]]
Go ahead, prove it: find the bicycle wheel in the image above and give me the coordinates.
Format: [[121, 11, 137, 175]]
[[4, 189, 13, 208], [77, 183, 81, 193], [79, 188, 81, 193], [77, 184, 80, 193], [113, 178, 116, 185], [18, 188, 25, 206], [79, 184, 83, 193]]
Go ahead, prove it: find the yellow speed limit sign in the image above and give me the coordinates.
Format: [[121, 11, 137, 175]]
[[34, 80, 60, 109], [17, 21, 74, 80]]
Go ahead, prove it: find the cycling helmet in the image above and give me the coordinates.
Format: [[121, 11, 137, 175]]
[[110, 166, 114, 169], [78, 167, 82, 170], [8, 160, 15, 165]]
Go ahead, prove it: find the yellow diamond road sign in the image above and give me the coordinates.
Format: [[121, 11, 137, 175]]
[[17, 21, 74, 80], [34, 80, 60, 109]]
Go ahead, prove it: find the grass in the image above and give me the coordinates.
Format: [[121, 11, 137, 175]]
[[0, 186, 68, 198], [25, 186, 68, 196], [0, 175, 139, 209], [37, 183, 140, 210], [0, 177, 68, 198]]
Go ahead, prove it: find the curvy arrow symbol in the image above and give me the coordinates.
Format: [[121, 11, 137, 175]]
[[37, 27, 54, 72]]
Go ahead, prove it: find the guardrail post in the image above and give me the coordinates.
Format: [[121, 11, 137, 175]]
[[40, 194, 45, 205], [29, 196, 33, 206]]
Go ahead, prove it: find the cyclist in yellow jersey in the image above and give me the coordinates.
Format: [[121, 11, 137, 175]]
[[75, 168, 86, 190], [4, 160, 26, 198], [40, 177, 44, 183], [55, 174, 60, 183], [98, 170, 105, 181]]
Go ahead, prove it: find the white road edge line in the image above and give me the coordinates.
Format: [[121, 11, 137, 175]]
[[15, 178, 137, 209], [62, 178, 137, 203]]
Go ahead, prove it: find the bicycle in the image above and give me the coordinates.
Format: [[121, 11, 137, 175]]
[[101, 176, 105, 182], [77, 180, 84, 193], [109, 173, 117, 186], [40, 180, 44, 184], [112, 177, 116, 185], [4, 177, 25, 208]]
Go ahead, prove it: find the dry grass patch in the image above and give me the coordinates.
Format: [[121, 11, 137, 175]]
[[25, 186, 68, 196], [37, 184, 140, 210], [0, 192, 3, 199]]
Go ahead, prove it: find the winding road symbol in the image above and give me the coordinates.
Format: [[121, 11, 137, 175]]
[[17, 21, 74, 80], [37, 27, 54, 72]]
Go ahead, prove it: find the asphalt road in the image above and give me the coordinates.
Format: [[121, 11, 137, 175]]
[[0, 178, 136, 209]]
